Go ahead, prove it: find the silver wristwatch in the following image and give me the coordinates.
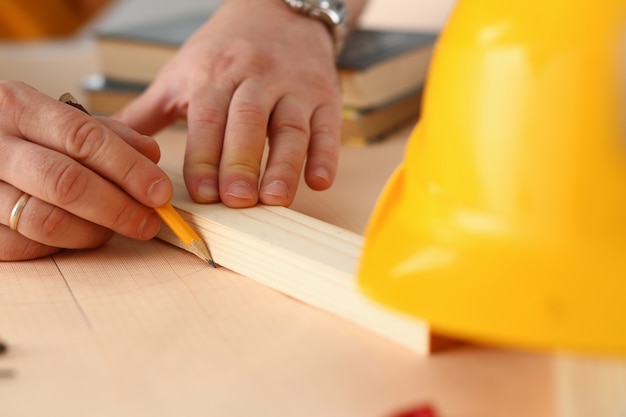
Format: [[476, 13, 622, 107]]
[[282, 0, 348, 57]]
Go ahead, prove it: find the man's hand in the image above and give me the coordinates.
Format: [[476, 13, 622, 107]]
[[115, 0, 343, 208], [0, 81, 173, 260]]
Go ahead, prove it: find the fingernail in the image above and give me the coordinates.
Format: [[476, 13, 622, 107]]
[[197, 179, 219, 202], [313, 167, 331, 183], [148, 179, 171, 206], [225, 181, 256, 201], [262, 181, 289, 201], [139, 212, 161, 239]]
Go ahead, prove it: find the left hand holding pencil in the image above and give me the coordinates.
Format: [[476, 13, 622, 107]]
[[0, 81, 173, 261]]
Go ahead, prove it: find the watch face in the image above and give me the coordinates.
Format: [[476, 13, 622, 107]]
[[304, 0, 340, 8], [309, 0, 347, 25], [286, 0, 347, 25]]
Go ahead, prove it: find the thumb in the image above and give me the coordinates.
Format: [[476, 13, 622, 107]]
[[113, 82, 179, 136]]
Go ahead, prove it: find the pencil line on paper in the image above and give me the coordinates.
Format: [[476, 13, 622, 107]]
[[53, 258, 93, 329]]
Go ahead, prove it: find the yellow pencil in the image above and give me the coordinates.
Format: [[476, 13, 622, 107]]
[[154, 203, 215, 266], [59, 93, 215, 267]]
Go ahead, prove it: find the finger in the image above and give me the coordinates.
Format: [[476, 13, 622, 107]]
[[259, 95, 310, 206], [0, 136, 162, 240], [0, 227, 59, 261], [183, 78, 232, 204], [304, 103, 342, 191], [219, 80, 274, 208], [113, 81, 179, 135], [5, 88, 172, 208], [96, 116, 161, 164], [0, 182, 114, 250]]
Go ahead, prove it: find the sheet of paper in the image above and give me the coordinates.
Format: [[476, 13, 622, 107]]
[[0, 234, 553, 417]]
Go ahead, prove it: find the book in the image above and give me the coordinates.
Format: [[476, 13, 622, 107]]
[[82, 74, 423, 146], [341, 88, 423, 146], [95, 12, 437, 108], [335, 30, 434, 108], [82, 75, 145, 115]]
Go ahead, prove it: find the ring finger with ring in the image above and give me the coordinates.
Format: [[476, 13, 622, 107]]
[[0, 181, 114, 250]]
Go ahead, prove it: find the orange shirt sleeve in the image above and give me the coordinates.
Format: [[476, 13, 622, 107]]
[[0, 0, 110, 40]]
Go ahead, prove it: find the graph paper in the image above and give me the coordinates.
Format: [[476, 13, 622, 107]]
[[0, 235, 458, 417]]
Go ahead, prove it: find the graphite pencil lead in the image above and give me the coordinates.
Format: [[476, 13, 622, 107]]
[[189, 239, 216, 267]]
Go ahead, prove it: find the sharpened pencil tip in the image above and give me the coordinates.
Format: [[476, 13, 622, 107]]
[[188, 239, 216, 267]]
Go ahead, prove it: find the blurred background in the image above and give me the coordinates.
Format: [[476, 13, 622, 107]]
[[0, 0, 456, 101], [93, 0, 456, 31]]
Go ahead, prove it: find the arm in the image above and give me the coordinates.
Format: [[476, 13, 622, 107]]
[[115, 0, 369, 208], [0, 81, 172, 261]]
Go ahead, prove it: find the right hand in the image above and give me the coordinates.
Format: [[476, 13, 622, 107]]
[[115, 0, 343, 209], [0, 81, 173, 261]]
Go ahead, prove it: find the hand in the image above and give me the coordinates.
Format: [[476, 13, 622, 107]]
[[115, 0, 343, 208], [0, 81, 173, 261]]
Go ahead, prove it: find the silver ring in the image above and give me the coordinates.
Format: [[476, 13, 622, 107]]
[[9, 193, 31, 231]]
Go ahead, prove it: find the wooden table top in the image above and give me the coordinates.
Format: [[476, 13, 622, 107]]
[[0, 2, 555, 416]]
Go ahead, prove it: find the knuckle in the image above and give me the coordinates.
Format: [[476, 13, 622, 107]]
[[108, 200, 139, 232], [63, 119, 108, 160], [309, 131, 340, 163], [189, 54, 234, 86], [0, 79, 26, 95], [232, 104, 266, 128], [116, 159, 142, 191], [204, 52, 238, 80], [37, 205, 72, 239], [190, 104, 227, 131], [311, 143, 338, 162], [43, 160, 88, 207], [204, 41, 270, 78], [227, 159, 262, 176], [0, 239, 22, 261], [272, 159, 301, 175], [271, 117, 309, 137], [0, 232, 55, 261], [0, 80, 29, 114], [311, 120, 338, 138], [0, 80, 17, 106]]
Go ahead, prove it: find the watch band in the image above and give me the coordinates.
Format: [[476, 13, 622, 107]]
[[282, 0, 348, 57]]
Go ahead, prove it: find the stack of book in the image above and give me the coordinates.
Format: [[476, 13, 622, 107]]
[[85, 12, 437, 145]]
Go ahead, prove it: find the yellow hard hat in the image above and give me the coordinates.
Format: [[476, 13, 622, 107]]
[[359, 0, 626, 355]]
